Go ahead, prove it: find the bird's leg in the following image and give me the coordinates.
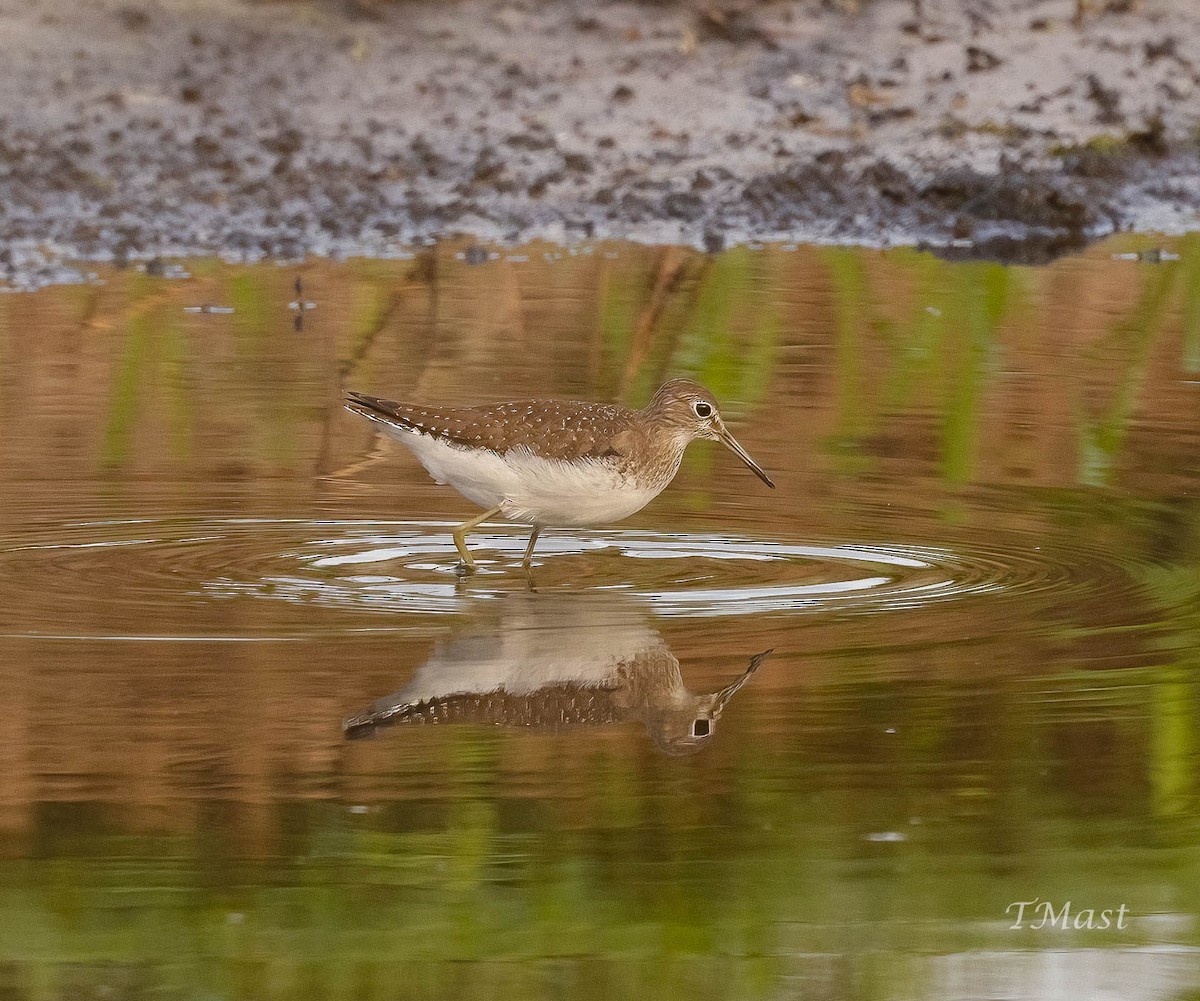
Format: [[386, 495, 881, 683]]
[[521, 526, 542, 571], [452, 507, 502, 573]]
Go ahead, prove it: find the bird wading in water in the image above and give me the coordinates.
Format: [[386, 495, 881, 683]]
[[344, 379, 775, 572]]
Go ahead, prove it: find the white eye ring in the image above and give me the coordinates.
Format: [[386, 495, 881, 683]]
[[693, 401, 713, 418]]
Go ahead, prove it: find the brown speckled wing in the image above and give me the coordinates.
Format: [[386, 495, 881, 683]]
[[343, 684, 626, 739], [346, 392, 637, 462]]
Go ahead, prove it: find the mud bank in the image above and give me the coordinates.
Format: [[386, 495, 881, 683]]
[[1, 0, 1199, 281]]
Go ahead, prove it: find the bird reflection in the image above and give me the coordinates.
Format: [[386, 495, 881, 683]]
[[343, 593, 768, 755]]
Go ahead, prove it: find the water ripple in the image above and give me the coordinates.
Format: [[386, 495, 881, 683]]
[[0, 516, 1167, 640]]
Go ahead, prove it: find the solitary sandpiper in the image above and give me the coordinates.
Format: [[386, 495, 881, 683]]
[[344, 378, 775, 571], [342, 592, 769, 754]]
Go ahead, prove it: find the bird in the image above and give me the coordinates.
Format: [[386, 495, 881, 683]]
[[344, 378, 775, 572], [342, 592, 769, 754]]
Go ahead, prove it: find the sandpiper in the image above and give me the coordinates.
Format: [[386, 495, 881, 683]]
[[344, 378, 774, 571], [342, 593, 769, 754]]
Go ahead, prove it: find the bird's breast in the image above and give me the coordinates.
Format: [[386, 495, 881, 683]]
[[498, 451, 671, 527]]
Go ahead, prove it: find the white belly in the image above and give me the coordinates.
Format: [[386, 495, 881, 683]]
[[403, 613, 666, 701], [389, 431, 668, 527]]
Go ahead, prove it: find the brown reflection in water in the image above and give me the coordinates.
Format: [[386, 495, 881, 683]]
[[0, 235, 1194, 842], [0, 240, 1199, 999], [0, 237, 1195, 511], [343, 593, 766, 755]]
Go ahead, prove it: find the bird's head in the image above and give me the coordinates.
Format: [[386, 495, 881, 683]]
[[645, 379, 775, 488]]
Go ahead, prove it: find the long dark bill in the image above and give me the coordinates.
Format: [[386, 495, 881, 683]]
[[717, 428, 776, 489], [713, 649, 773, 714]]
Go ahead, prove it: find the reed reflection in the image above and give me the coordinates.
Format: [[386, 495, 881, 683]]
[[343, 593, 767, 754]]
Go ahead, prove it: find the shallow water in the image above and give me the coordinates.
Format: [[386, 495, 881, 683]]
[[1, 235, 1199, 1000]]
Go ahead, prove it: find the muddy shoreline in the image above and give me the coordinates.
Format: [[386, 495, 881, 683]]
[[2, 0, 1199, 283]]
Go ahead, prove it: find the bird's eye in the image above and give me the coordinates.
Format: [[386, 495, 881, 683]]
[[693, 401, 713, 419], [691, 719, 711, 738]]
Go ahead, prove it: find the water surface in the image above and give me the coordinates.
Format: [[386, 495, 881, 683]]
[[1, 236, 1199, 1000]]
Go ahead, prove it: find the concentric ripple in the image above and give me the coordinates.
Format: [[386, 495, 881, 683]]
[[0, 516, 1159, 639]]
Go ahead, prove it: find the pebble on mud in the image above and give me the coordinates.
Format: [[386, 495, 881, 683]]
[[966, 46, 1003, 72]]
